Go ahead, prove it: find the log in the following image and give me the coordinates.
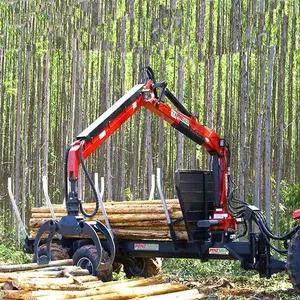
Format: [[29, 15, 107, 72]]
[[0, 266, 202, 300], [29, 228, 188, 240], [29, 218, 185, 228], [29, 218, 185, 229], [71, 283, 187, 300], [0, 260, 73, 273], [30, 211, 183, 222], [31, 199, 180, 212], [29, 221, 185, 231], [12, 275, 99, 291], [0, 267, 89, 282], [139, 289, 203, 300], [36, 282, 186, 300], [18, 276, 165, 299], [31, 205, 181, 214]]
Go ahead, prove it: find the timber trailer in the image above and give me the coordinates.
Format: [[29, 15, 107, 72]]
[[10, 67, 300, 288]]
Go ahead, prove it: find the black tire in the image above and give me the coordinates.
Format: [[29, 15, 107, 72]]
[[73, 245, 113, 282], [287, 230, 300, 289], [123, 257, 162, 279], [32, 244, 70, 263]]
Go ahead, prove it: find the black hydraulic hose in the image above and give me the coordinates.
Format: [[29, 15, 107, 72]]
[[64, 145, 72, 203], [255, 212, 300, 241], [255, 216, 288, 254], [165, 88, 192, 118], [79, 142, 99, 218]]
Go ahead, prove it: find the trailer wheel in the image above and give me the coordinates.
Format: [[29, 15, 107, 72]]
[[124, 257, 161, 278], [33, 244, 70, 262], [287, 230, 300, 289], [73, 245, 113, 282]]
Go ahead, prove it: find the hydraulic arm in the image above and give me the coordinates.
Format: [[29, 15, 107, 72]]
[[66, 67, 235, 233]]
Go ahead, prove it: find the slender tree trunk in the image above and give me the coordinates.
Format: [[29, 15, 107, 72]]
[[22, 51, 30, 225], [265, 46, 276, 226], [239, 53, 248, 201], [158, 48, 165, 170], [35, 57, 42, 207], [253, 47, 266, 208], [275, 15, 288, 237], [120, 17, 126, 201], [15, 48, 23, 246], [43, 51, 50, 181], [191, 64, 199, 168], [177, 55, 184, 169], [105, 24, 112, 201], [286, 8, 296, 182]]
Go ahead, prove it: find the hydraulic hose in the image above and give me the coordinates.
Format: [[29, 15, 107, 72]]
[[79, 141, 99, 218], [255, 217, 288, 254], [64, 145, 72, 204], [254, 212, 300, 241]]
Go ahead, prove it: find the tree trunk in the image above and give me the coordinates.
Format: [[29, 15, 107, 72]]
[[253, 46, 266, 208], [239, 53, 248, 201], [265, 46, 276, 226], [105, 24, 112, 201], [177, 55, 184, 170], [275, 15, 288, 238]]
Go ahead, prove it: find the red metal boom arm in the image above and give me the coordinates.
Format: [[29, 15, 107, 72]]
[[68, 79, 230, 215]]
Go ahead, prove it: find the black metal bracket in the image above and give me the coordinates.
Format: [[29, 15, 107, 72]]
[[244, 205, 260, 221]]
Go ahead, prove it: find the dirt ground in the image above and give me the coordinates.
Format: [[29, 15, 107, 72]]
[[170, 275, 299, 299]]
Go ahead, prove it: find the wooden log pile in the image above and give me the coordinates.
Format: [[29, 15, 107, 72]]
[[29, 200, 188, 241], [0, 261, 202, 299]]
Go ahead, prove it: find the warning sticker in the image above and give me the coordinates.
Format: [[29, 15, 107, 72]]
[[209, 248, 229, 255], [134, 243, 159, 251]]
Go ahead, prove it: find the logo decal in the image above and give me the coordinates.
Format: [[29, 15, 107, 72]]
[[171, 110, 190, 126], [134, 243, 159, 251], [209, 248, 229, 255]]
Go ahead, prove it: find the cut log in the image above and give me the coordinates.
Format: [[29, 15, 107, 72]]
[[70, 283, 187, 300], [0, 267, 89, 282], [31, 211, 183, 222], [29, 218, 185, 228], [29, 228, 188, 240], [31, 199, 180, 212], [31, 205, 181, 214], [0, 260, 73, 273], [29, 222, 185, 231], [139, 288, 203, 299], [12, 275, 99, 291], [0, 265, 202, 300]]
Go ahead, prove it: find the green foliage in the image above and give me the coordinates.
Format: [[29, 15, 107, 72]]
[[281, 182, 300, 211], [0, 244, 31, 265], [124, 187, 133, 201], [279, 182, 300, 234]]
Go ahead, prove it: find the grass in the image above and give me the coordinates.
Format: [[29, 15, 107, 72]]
[[162, 258, 298, 299]]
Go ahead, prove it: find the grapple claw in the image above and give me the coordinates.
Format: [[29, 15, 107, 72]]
[[33, 219, 57, 265], [33, 216, 115, 272], [94, 221, 116, 271]]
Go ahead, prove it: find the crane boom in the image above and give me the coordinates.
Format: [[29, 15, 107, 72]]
[[66, 74, 233, 231]]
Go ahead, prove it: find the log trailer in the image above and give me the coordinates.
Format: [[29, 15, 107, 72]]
[[12, 67, 300, 288]]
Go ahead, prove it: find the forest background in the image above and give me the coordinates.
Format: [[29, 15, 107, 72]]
[[0, 0, 299, 245]]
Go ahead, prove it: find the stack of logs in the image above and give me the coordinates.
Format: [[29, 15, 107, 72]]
[[0, 260, 202, 299], [29, 199, 188, 240]]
